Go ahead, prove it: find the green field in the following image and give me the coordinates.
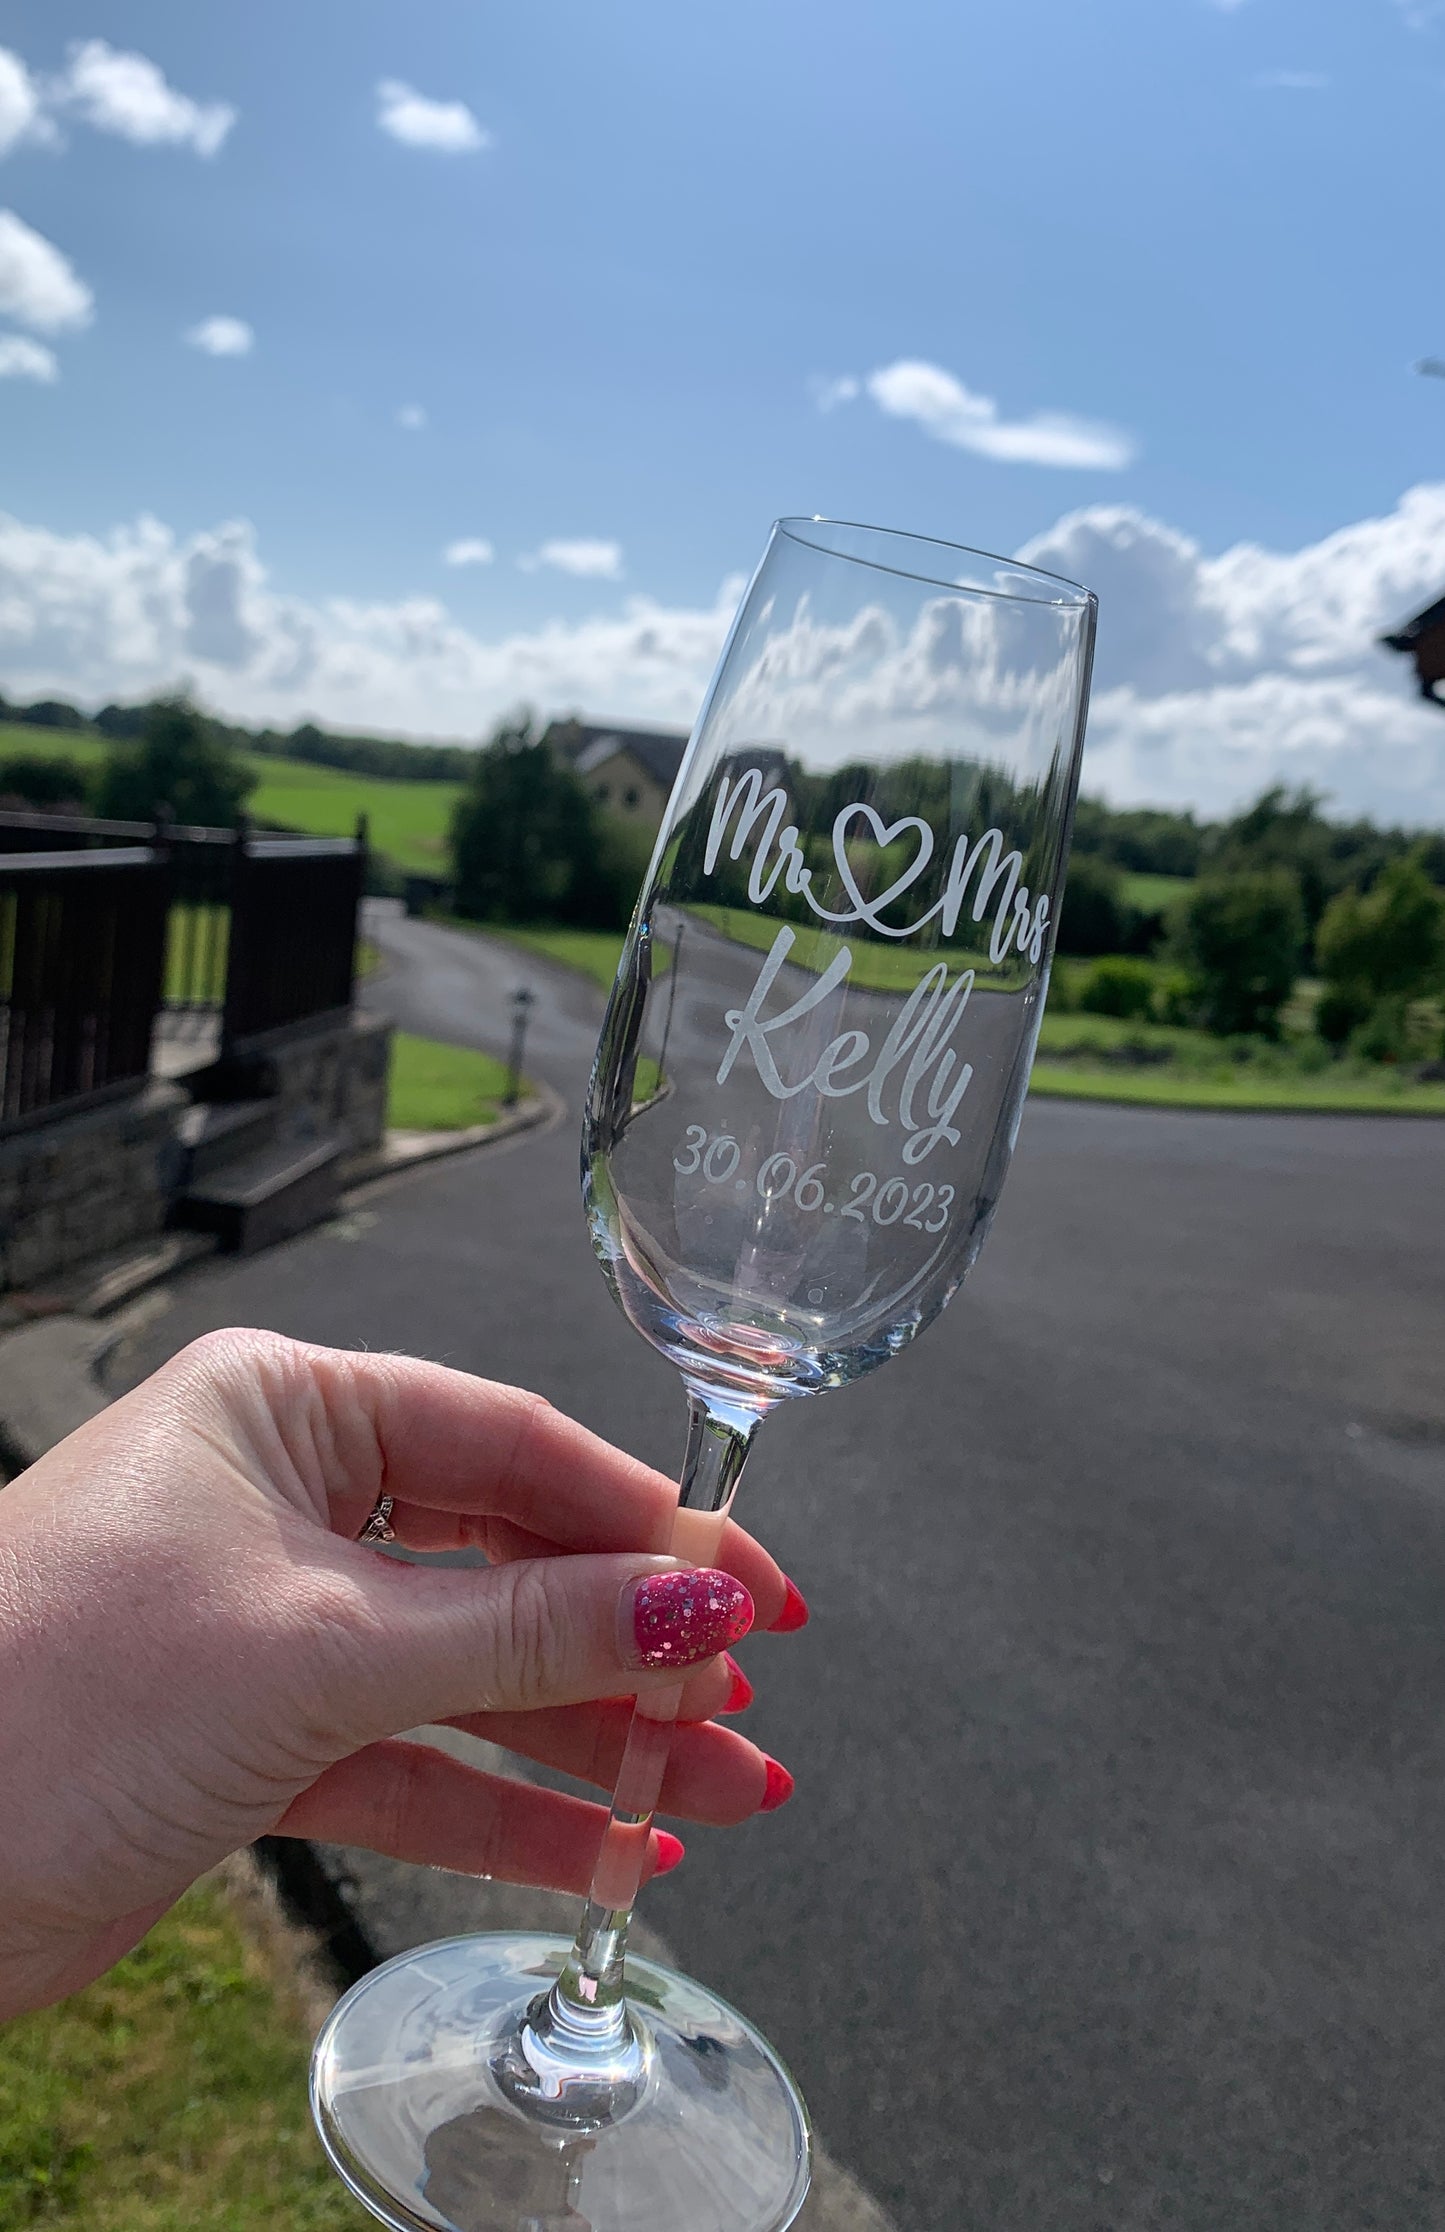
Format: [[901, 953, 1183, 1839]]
[[245, 757, 462, 871], [0, 723, 464, 872], [493, 925, 630, 988], [0, 1875, 369, 2231], [1120, 870, 1194, 913], [0, 721, 107, 770]]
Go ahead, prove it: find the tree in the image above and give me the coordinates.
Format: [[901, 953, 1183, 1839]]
[[1177, 869, 1305, 1038], [1054, 855, 1131, 956], [450, 715, 622, 926], [95, 697, 254, 827], [1314, 853, 1445, 1046]]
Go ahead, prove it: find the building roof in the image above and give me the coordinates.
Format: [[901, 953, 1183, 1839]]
[[1380, 593, 1445, 653], [546, 719, 688, 790]]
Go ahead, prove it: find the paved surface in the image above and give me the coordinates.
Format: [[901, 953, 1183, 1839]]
[[113, 908, 1445, 2232]]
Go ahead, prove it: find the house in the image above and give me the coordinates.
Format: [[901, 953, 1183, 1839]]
[[1381, 594, 1445, 708], [544, 719, 689, 827]]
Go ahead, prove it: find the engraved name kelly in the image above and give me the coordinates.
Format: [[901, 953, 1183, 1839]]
[[697, 766, 1056, 1165]]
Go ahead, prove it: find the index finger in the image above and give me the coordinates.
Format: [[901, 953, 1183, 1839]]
[[297, 1345, 791, 1626]]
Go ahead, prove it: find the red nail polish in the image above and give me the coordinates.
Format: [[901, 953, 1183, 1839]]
[[626, 1568, 754, 1669], [759, 1758, 794, 1813], [722, 1654, 755, 1714], [767, 1578, 810, 1633], [652, 1831, 685, 1876]]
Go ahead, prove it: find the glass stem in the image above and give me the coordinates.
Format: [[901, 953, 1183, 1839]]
[[525, 1392, 759, 2077]]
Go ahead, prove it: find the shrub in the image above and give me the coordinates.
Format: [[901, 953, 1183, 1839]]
[[1177, 869, 1305, 1039], [1077, 955, 1156, 1020], [0, 753, 93, 809], [1153, 969, 1199, 1027]]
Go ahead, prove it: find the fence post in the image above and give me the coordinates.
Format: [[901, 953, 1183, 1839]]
[[220, 814, 250, 1065]]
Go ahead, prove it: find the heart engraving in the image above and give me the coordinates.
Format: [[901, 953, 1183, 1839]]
[[826, 803, 935, 932]]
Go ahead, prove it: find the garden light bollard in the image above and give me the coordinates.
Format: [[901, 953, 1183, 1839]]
[[505, 985, 534, 1106]]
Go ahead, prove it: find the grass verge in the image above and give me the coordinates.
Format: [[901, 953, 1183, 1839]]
[[488, 924, 628, 989], [0, 1875, 367, 2231], [472, 921, 1445, 1117], [386, 1030, 516, 1130]]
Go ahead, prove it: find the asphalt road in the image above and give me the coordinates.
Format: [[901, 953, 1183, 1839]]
[[117, 907, 1445, 2232]]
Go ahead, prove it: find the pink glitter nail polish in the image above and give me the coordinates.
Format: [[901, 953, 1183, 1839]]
[[625, 1568, 754, 1669]]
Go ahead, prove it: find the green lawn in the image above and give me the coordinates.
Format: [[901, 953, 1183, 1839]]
[[386, 1030, 516, 1130], [493, 925, 630, 989], [1029, 1062, 1445, 1115], [0, 1877, 368, 2231]]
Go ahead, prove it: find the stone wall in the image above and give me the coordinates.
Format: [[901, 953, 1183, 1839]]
[[0, 1015, 394, 1296], [236, 1013, 392, 1156], [0, 1081, 187, 1296]]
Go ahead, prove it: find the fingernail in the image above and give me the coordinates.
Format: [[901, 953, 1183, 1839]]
[[767, 1577, 810, 1633], [623, 1568, 754, 1670], [759, 1758, 794, 1813], [722, 1653, 755, 1714], [652, 1831, 686, 1876]]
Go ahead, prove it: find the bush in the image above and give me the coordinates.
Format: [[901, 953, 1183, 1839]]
[[1077, 956, 1157, 1020], [1177, 869, 1305, 1039], [0, 753, 93, 809], [1153, 968, 1199, 1027]]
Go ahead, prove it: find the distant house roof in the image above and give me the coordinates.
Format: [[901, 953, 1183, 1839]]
[[1380, 592, 1445, 707], [545, 719, 689, 790]]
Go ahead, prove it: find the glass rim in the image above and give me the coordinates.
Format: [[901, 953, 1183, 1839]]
[[775, 515, 1095, 608]]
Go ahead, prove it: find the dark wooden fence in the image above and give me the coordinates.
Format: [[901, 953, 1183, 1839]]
[[0, 812, 367, 1135], [223, 836, 364, 1047], [0, 846, 170, 1132]]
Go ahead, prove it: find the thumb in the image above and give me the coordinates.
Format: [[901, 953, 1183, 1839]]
[[303, 1551, 755, 1747]]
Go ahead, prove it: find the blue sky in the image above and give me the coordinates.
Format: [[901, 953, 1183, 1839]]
[[1, 0, 1444, 820]]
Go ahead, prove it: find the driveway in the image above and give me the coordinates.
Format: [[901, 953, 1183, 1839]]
[[118, 906, 1445, 2232]]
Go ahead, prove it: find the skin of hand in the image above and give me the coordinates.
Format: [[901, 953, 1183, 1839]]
[[0, 1327, 795, 2023]]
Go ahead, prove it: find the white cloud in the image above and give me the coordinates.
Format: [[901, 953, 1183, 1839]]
[[0, 46, 56, 156], [397, 403, 427, 430], [57, 40, 234, 157], [0, 489, 1441, 823], [810, 374, 860, 412], [519, 538, 625, 579], [0, 333, 57, 381], [376, 80, 488, 153], [184, 315, 253, 357], [864, 359, 1136, 471], [444, 538, 495, 566], [0, 210, 92, 332], [1250, 69, 1329, 89]]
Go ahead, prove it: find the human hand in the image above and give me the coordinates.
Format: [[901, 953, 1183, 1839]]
[[0, 1328, 801, 2021]]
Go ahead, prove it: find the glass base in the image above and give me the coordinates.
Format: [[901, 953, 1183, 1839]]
[[310, 1934, 812, 2232]]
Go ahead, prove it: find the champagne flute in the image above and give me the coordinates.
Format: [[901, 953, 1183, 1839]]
[[311, 518, 1097, 2232]]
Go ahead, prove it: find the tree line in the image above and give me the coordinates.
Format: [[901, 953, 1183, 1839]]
[[1, 694, 1442, 1063]]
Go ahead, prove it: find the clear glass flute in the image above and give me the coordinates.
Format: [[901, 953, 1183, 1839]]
[[311, 519, 1097, 2232]]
